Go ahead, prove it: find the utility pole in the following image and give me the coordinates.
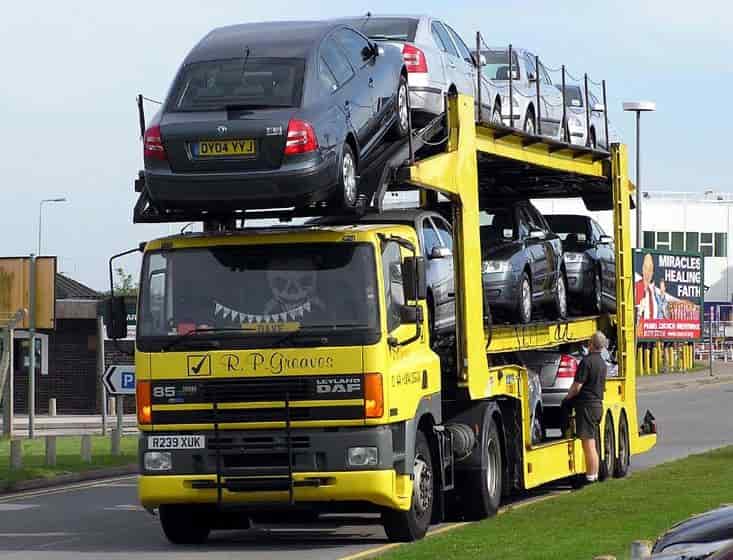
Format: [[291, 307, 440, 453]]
[[28, 254, 37, 438]]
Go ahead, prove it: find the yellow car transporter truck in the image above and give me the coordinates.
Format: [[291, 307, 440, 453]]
[[105, 94, 656, 544]]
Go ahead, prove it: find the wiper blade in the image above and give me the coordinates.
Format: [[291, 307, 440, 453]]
[[163, 328, 246, 351]]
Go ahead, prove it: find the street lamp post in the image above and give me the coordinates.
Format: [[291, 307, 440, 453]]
[[38, 198, 67, 255], [623, 102, 656, 248]]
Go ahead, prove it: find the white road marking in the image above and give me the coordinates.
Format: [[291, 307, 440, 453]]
[[0, 504, 39, 511], [0, 475, 136, 503]]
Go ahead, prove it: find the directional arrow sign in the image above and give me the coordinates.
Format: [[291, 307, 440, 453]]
[[103, 365, 136, 395]]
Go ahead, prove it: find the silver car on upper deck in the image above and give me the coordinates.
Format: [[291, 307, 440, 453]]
[[480, 46, 565, 139], [339, 15, 502, 126]]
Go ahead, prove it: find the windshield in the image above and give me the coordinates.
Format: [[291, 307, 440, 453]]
[[138, 243, 379, 349], [167, 58, 305, 112], [480, 208, 515, 245], [546, 215, 589, 245], [346, 17, 418, 41], [481, 50, 519, 81]]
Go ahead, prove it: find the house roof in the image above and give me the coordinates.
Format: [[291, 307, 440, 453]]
[[55, 273, 101, 301]]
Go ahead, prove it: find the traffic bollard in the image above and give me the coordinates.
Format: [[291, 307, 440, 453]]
[[10, 439, 22, 470], [80, 434, 92, 463], [630, 540, 653, 559], [48, 398, 57, 417], [45, 435, 57, 466]]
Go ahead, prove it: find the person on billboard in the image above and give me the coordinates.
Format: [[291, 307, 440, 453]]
[[635, 253, 658, 320], [656, 279, 670, 319]]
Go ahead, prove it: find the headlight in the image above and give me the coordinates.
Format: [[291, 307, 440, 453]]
[[144, 451, 172, 471], [482, 260, 511, 273], [347, 447, 378, 466], [564, 252, 585, 263]]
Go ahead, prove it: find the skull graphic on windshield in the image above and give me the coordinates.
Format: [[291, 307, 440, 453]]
[[267, 266, 316, 305]]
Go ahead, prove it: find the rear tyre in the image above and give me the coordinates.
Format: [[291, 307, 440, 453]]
[[463, 416, 503, 520], [382, 431, 434, 542], [388, 75, 410, 140], [517, 272, 532, 324], [159, 505, 211, 545], [613, 414, 630, 478], [598, 413, 615, 481], [554, 271, 568, 319], [523, 110, 536, 135], [335, 143, 358, 209]]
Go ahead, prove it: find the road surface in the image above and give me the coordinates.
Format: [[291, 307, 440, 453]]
[[2, 378, 732, 560]]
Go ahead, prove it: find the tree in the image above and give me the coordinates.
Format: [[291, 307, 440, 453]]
[[114, 268, 137, 296]]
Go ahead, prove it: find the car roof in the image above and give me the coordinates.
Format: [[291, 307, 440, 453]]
[[186, 21, 343, 63], [546, 214, 590, 220]]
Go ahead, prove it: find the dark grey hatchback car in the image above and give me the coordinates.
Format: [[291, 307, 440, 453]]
[[480, 199, 567, 324], [143, 21, 408, 211]]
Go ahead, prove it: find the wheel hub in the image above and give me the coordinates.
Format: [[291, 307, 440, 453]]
[[398, 84, 408, 130], [413, 454, 432, 517], [342, 153, 356, 204]]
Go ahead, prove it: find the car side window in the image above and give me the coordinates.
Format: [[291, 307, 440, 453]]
[[432, 217, 453, 250], [525, 54, 537, 80], [516, 207, 530, 239], [521, 206, 541, 232], [319, 57, 339, 92], [431, 22, 459, 57], [320, 37, 354, 87], [422, 218, 443, 257], [444, 24, 473, 65], [381, 241, 404, 332], [333, 28, 372, 70]]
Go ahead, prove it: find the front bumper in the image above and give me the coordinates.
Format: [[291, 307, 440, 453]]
[[138, 425, 412, 511], [144, 151, 339, 210], [483, 270, 520, 310]]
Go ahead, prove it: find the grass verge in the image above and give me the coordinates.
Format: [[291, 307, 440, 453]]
[[0, 435, 137, 486], [380, 446, 733, 560]]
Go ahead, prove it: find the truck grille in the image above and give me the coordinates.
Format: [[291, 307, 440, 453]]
[[151, 405, 363, 425]]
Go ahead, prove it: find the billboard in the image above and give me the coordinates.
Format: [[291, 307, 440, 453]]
[[633, 249, 703, 341], [0, 257, 56, 330]]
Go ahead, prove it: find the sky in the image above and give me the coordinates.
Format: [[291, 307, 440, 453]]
[[1, 0, 732, 289]]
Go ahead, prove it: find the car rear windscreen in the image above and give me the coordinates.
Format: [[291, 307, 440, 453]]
[[348, 17, 418, 41], [168, 58, 306, 111], [559, 86, 584, 108]]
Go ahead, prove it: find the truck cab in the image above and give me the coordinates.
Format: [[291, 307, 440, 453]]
[[133, 223, 442, 541]]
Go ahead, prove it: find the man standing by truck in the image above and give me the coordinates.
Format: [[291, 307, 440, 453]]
[[563, 331, 608, 482]]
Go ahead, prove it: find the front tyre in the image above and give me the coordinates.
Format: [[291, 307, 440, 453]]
[[335, 143, 358, 209], [382, 431, 434, 542], [518, 272, 532, 324], [614, 414, 630, 478], [598, 413, 615, 481], [554, 271, 568, 319], [159, 505, 211, 545]]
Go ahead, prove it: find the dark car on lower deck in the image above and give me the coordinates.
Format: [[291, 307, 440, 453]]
[[545, 214, 616, 314], [143, 21, 408, 212]]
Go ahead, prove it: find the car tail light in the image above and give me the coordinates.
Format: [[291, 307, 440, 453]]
[[284, 119, 318, 155], [137, 380, 152, 425], [143, 125, 167, 161], [557, 355, 579, 378], [402, 43, 428, 73], [364, 373, 384, 418]]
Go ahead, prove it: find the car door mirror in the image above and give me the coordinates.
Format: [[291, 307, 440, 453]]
[[591, 102, 605, 113], [362, 44, 377, 61], [471, 52, 487, 67], [102, 296, 128, 340], [429, 246, 452, 260], [399, 304, 424, 325], [402, 256, 427, 301], [599, 235, 613, 245], [529, 229, 546, 240], [528, 72, 537, 83]]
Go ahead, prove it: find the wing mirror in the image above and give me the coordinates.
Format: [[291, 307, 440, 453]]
[[591, 102, 605, 113], [528, 229, 546, 240], [429, 246, 452, 260], [599, 235, 613, 245], [402, 256, 427, 301], [471, 52, 487, 67], [528, 72, 537, 83], [399, 304, 424, 325], [102, 296, 128, 340]]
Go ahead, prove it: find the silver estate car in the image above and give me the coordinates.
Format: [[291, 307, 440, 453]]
[[558, 84, 609, 149], [480, 47, 565, 138], [341, 15, 502, 125]]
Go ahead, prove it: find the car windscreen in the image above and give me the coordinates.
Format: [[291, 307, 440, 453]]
[[346, 17, 418, 41], [168, 58, 306, 112], [559, 86, 584, 108], [479, 208, 515, 245], [546, 215, 589, 245], [138, 243, 379, 348], [481, 50, 519, 81]]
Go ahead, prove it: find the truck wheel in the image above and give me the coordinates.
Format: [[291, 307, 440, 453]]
[[382, 430, 434, 542], [159, 505, 211, 545], [613, 413, 630, 478], [463, 416, 502, 520], [598, 413, 615, 481]]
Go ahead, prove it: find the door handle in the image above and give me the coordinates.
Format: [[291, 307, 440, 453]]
[[368, 77, 375, 88]]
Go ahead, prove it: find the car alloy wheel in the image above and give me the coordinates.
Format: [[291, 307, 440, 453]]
[[523, 112, 536, 135], [557, 274, 567, 318], [594, 272, 602, 312], [398, 82, 409, 132], [492, 104, 502, 125], [485, 437, 500, 499], [520, 275, 532, 323], [342, 150, 357, 206]]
